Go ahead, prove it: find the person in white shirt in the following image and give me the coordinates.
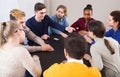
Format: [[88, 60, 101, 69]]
[[0, 21, 41, 77]]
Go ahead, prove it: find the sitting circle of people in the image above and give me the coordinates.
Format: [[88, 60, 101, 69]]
[[0, 2, 120, 77]]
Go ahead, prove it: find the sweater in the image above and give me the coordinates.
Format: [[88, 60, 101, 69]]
[[0, 46, 41, 77], [90, 37, 120, 74], [71, 17, 94, 32], [43, 62, 101, 77]]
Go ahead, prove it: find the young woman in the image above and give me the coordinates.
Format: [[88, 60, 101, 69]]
[[66, 4, 94, 35], [0, 21, 41, 77], [88, 20, 120, 77], [105, 10, 120, 44], [49, 5, 69, 38]]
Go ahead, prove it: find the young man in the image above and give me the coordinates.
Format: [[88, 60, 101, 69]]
[[10, 9, 54, 52], [26, 2, 66, 45], [43, 33, 101, 77]]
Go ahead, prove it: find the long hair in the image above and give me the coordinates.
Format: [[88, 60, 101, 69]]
[[110, 10, 120, 28], [88, 20, 115, 55]]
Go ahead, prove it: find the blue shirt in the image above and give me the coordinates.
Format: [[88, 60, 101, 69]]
[[26, 15, 65, 45], [48, 15, 69, 34], [51, 15, 69, 27], [105, 28, 120, 44]]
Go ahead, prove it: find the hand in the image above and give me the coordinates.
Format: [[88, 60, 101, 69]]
[[65, 26, 75, 33], [60, 32, 68, 38], [84, 35, 93, 44], [41, 44, 54, 51], [83, 54, 92, 63], [79, 30, 88, 36], [61, 60, 67, 63], [32, 55, 40, 62], [41, 34, 50, 40]]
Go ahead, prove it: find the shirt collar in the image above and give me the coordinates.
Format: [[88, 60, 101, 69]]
[[67, 58, 83, 64]]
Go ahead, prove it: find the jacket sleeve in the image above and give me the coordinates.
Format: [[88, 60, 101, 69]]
[[24, 26, 45, 45], [24, 45, 42, 52], [47, 15, 65, 32]]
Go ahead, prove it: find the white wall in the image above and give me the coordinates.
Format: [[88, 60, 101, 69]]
[[45, 0, 120, 29], [0, 0, 43, 22]]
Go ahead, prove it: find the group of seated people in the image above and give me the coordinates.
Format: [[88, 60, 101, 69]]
[[0, 2, 120, 77]]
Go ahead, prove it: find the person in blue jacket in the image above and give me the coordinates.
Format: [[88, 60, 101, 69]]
[[105, 10, 120, 44], [26, 2, 65, 45], [48, 5, 69, 38]]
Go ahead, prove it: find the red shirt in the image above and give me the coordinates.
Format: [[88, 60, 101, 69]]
[[71, 17, 94, 32]]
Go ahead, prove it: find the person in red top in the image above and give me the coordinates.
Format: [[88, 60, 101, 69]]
[[66, 4, 94, 36]]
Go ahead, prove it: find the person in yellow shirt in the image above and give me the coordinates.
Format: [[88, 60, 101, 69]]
[[43, 33, 101, 77]]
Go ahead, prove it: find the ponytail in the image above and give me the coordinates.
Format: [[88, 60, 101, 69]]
[[104, 39, 115, 55], [0, 22, 7, 47]]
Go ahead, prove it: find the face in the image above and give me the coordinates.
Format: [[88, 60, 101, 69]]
[[83, 10, 92, 20], [17, 26, 25, 43], [35, 8, 46, 21], [56, 8, 65, 19], [16, 17, 26, 27], [88, 31, 95, 39], [108, 15, 117, 27]]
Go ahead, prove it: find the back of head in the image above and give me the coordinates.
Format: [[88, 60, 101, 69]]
[[64, 33, 87, 59], [34, 2, 46, 11], [88, 20, 105, 38], [88, 20, 115, 54], [84, 4, 93, 11], [0, 21, 19, 46], [110, 10, 120, 28], [10, 9, 25, 20]]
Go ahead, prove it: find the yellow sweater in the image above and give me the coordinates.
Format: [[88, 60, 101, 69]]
[[43, 62, 101, 77]]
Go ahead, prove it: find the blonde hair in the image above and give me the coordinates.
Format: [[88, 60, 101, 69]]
[[0, 21, 19, 46], [10, 9, 25, 20]]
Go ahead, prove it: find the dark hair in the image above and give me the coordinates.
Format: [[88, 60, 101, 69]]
[[64, 33, 87, 59], [34, 2, 46, 11], [88, 20, 115, 54], [88, 20, 105, 38], [110, 10, 120, 28], [84, 4, 93, 11], [56, 5, 67, 16]]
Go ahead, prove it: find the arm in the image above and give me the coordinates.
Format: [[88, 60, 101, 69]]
[[24, 26, 45, 45], [23, 44, 54, 52], [70, 18, 80, 32], [47, 15, 65, 32], [19, 47, 42, 77], [90, 46, 103, 71]]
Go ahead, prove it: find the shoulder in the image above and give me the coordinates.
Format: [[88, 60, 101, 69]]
[[14, 46, 29, 54], [26, 16, 34, 22], [78, 17, 84, 20], [107, 28, 114, 32], [88, 66, 101, 76], [104, 37, 119, 46]]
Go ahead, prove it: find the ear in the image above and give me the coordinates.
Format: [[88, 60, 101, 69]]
[[115, 21, 119, 26], [64, 49, 69, 59], [14, 29, 20, 35]]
